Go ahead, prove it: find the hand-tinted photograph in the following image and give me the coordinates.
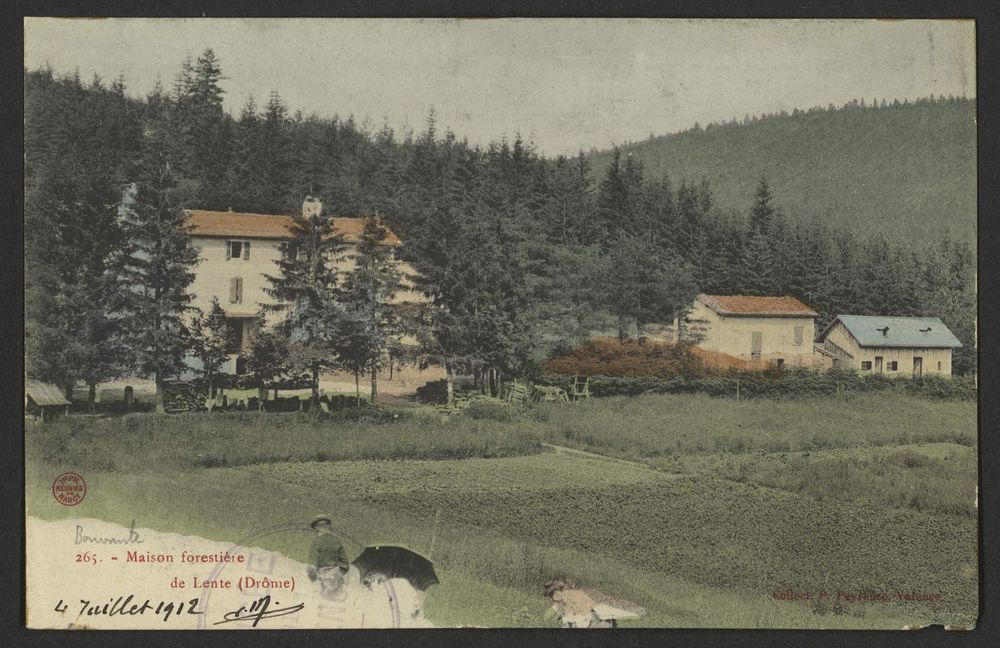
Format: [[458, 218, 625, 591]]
[[23, 17, 977, 630]]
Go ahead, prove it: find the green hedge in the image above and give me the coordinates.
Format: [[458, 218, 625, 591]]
[[463, 398, 521, 422], [416, 378, 449, 404], [537, 369, 976, 400]]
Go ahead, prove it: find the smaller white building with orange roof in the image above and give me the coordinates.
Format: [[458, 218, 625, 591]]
[[689, 294, 827, 369]]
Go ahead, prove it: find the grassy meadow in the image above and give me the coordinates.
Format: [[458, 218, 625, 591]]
[[25, 392, 978, 628]]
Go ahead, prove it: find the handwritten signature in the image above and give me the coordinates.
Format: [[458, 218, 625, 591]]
[[214, 595, 305, 627]]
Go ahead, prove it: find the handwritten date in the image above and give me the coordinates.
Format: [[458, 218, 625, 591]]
[[56, 595, 204, 623]]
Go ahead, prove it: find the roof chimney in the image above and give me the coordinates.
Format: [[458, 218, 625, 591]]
[[877, 326, 889, 337], [302, 195, 323, 219]]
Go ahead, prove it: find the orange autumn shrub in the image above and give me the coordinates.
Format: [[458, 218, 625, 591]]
[[542, 337, 749, 378]]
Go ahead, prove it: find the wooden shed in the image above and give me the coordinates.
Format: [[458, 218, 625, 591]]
[[25, 380, 71, 422], [816, 315, 962, 376]]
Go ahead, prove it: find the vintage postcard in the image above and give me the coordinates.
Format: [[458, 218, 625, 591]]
[[23, 17, 977, 629]]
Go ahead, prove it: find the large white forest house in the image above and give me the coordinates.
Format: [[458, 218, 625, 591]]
[[183, 196, 423, 376]]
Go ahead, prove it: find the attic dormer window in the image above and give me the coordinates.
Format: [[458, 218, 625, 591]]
[[227, 240, 250, 260]]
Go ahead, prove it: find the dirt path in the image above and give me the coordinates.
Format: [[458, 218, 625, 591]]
[[542, 443, 680, 476]]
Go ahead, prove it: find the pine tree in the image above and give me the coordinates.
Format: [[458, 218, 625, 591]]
[[340, 215, 403, 404], [24, 69, 141, 403], [230, 95, 263, 209], [787, 222, 836, 318], [241, 309, 293, 401], [853, 234, 923, 316], [700, 211, 734, 294], [644, 176, 676, 250], [405, 174, 478, 402], [188, 296, 229, 397], [826, 231, 862, 318], [467, 210, 532, 390], [259, 91, 294, 213], [621, 153, 647, 233], [173, 48, 232, 207], [749, 177, 776, 234], [369, 122, 409, 226], [543, 154, 594, 245], [604, 233, 697, 341], [73, 273, 131, 409], [741, 230, 776, 295], [595, 148, 626, 245], [766, 212, 792, 294], [114, 136, 200, 413], [675, 182, 708, 278], [717, 213, 747, 295], [403, 138, 534, 402], [918, 239, 975, 374], [262, 201, 348, 408]]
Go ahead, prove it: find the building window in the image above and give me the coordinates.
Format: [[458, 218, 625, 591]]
[[938, 361, 942, 371], [225, 318, 245, 354], [887, 361, 898, 371], [227, 240, 250, 260], [229, 277, 244, 304], [793, 325, 804, 346], [776, 358, 785, 368], [861, 361, 872, 371]]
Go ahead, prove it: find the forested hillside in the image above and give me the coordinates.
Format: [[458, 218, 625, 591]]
[[588, 98, 977, 246], [24, 52, 978, 398]]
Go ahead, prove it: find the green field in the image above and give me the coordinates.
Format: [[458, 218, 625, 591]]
[[25, 392, 978, 628]]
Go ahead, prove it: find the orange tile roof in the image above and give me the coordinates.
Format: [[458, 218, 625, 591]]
[[184, 210, 400, 245], [697, 293, 818, 317]]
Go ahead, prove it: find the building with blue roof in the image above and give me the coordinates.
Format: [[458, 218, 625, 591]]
[[816, 315, 962, 377]]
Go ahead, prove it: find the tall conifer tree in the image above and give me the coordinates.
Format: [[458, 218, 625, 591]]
[[340, 215, 403, 403], [24, 69, 141, 403], [749, 177, 776, 234], [188, 296, 229, 398], [114, 117, 199, 412], [263, 201, 348, 408]]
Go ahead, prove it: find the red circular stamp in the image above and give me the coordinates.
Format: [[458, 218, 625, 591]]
[[52, 472, 86, 506]]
